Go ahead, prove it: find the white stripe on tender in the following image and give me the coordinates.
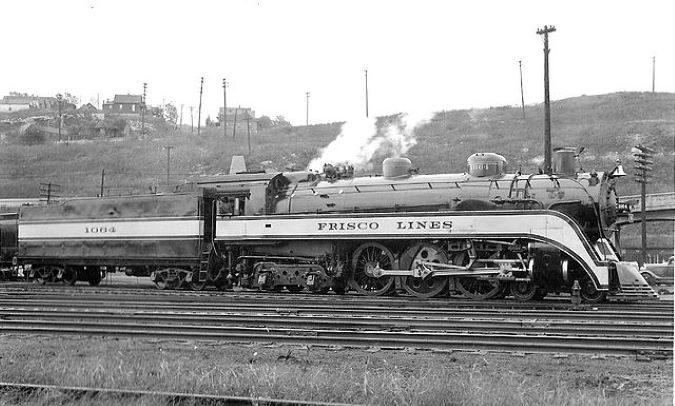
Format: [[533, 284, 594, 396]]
[[19, 219, 201, 240]]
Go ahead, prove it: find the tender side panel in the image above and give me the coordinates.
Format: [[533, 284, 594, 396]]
[[215, 210, 610, 289], [19, 217, 202, 264], [18, 194, 203, 265]]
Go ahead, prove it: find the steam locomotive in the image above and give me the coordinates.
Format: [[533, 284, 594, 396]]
[[1, 149, 655, 302]]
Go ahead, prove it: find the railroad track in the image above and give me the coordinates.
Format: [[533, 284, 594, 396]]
[[0, 382, 357, 406], [2, 284, 673, 312], [0, 290, 672, 356]]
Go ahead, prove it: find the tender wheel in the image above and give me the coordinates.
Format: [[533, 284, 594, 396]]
[[154, 272, 170, 290], [33, 266, 48, 284], [578, 278, 607, 304], [34, 266, 59, 284], [401, 243, 448, 298], [509, 281, 537, 301], [88, 272, 102, 286], [62, 267, 78, 286], [349, 242, 395, 296]]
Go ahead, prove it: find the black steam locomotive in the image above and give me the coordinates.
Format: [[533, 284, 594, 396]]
[[1, 149, 655, 302]]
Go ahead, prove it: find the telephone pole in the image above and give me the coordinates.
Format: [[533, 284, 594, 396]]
[[365, 69, 369, 118], [56, 93, 63, 142], [222, 78, 228, 137], [190, 106, 194, 134], [537, 25, 556, 175], [305, 91, 310, 126], [166, 145, 173, 185], [197, 77, 204, 137], [99, 169, 105, 197], [179, 104, 184, 133], [518, 60, 525, 120], [652, 56, 656, 93], [141, 82, 147, 135]]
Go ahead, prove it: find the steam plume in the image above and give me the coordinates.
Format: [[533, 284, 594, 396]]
[[307, 111, 432, 173]]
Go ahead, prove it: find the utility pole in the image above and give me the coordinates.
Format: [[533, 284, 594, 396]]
[[222, 78, 228, 137], [365, 69, 369, 118], [518, 60, 525, 120], [232, 107, 239, 139], [537, 25, 556, 175], [99, 169, 105, 197], [190, 106, 194, 134], [56, 93, 63, 142], [166, 145, 174, 185], [652, 56, 656, 93], [141, 82, 147, 135], [305, 91, 310, 126], [633, 144, 654, 268], [197, 77, 204, 137], [179, 104, 184, 133], [246, 116, 251, 155]]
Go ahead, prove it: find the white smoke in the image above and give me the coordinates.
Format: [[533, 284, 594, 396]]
[[307, 111, 433, 173]]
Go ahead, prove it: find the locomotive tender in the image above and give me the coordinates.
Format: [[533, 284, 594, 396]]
[[4, 149, 655, 302]]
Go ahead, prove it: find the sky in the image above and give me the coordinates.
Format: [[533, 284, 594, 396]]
[[0, 0, 673, 125]]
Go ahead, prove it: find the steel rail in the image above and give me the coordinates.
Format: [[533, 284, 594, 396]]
[[1, 309, 671, 337], [1, 285, 671, 311], [0, 319, 671, 356], [0, 382, 359, 406], [1, 299, 671, 323]]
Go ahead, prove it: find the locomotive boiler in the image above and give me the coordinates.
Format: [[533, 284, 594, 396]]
[[7, 149, 655, 302]]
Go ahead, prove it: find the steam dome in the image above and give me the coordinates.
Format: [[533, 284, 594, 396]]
[[383, 157, 412, 179], [466, 153, 507, 177]]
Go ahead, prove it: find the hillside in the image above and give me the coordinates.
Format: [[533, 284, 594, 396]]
[[0, 91, 673, 199]]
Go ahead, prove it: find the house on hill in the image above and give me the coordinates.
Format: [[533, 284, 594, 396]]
[[78, 103, 98, 115], [218, 107, 258, 135], [0, 94, 59, 113], [102, 94, 144, 119]]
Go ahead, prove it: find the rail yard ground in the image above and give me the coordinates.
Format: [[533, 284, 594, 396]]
[[0, 275, 673, 405], [0, 335, 672, 406]]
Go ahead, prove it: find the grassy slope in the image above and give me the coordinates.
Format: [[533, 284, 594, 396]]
[[0, 92, 673, 198]]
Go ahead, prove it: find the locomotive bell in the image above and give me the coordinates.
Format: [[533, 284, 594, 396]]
[[383, 157, 412, 179], [552, 147, 577, 175], [466, 153, 506, 177]]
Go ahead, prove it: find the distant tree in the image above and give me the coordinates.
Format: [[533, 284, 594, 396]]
[[62, 92, 79, 106], [274, 115, 291, 127], [164, 103, 178, 124], [257, 115, 273, 130]]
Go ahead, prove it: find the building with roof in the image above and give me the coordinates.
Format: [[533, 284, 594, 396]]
[[102, 94, 144, 119], [0, 94, 59, 113], [218, 107, 258, 135]]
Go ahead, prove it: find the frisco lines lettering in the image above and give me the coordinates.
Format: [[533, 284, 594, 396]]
[[316, 220, 452, 232]]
